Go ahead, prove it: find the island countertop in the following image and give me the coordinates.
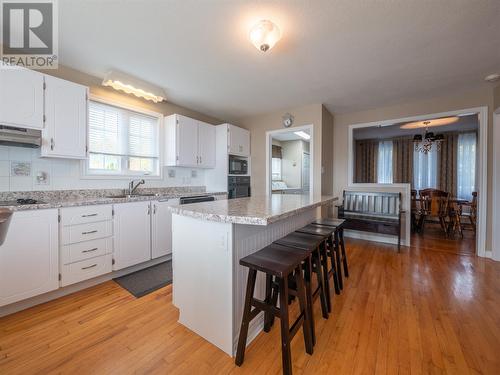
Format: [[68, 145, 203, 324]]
[[169, 194, 338, 225]]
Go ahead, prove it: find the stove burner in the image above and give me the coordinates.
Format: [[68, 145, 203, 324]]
[[16, 198, 39, 205]]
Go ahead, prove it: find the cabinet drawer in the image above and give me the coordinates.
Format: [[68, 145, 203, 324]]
[[60, 205, 112, 226], [60, 254, 112, 287], [61, 221, 113, 245], [61, 237, 112, 265]]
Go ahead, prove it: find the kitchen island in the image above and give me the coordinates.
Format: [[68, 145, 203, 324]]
[[170, 194, 337, 356]]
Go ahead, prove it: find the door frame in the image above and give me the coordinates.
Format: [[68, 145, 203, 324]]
[[347, 106, 489, 258], [493, 108, 500, 261], [266, 124, 314, 196]]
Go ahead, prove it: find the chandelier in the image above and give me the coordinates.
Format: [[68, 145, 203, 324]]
[[413, 126, 444, 154]]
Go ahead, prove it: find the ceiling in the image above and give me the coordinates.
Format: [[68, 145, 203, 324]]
[[353, 114, 478, 140], [59, 1, 500, 121]]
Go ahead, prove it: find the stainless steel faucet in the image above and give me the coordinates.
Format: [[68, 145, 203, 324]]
[[128, 179, 145, 195]]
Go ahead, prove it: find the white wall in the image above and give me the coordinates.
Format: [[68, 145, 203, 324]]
[[0, 146, 206, 192]]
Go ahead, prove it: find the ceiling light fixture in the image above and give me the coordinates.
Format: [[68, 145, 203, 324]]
[[400, 116, 459, 129], [484, 73, 500, 83], [294, 131, 310, 140], [249, 20, 281, 52], [102, 70, 166, 103]]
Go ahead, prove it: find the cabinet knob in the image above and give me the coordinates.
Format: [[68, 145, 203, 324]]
[[50, 138, 55, 151]]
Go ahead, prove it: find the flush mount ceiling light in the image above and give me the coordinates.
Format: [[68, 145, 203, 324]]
[[102, 70, 166, 103], [400, 116, 459, 129], [294, 131, 310, 140], [249, 20, 281, 52], [484, 73, 500, 83]]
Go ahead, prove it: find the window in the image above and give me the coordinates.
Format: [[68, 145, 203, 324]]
[[413, 143, 438, 191], [457, 132, 476, 200], [272, 157, 282, 180], [377, 140, 393, 183], [87, 100, 160, 177]]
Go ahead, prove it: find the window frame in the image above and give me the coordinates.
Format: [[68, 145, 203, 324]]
[[81, 96, 163, 180]]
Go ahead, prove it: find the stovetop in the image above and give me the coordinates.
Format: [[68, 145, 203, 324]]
[[0, 198, 47, 206]]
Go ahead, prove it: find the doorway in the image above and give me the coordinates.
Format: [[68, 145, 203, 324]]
[[266, 125, 314, 196]]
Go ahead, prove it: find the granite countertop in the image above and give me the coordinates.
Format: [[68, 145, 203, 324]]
[[169, 194, 338, 225], [1, 190, 227, 211]]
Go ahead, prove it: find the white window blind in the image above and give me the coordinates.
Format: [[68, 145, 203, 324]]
[[377, 140, 393, 183], [87, 101, 160, 176]]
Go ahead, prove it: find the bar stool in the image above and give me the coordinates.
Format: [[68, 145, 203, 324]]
[[236, 244, 313, 375], [274, 232, 329, 344], [313, 218, 349, 289], [296, 224, 341, 311]]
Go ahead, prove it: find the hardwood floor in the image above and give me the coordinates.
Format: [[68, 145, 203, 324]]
[[1, 239, 499, 374], [411, 224, 476, 256]]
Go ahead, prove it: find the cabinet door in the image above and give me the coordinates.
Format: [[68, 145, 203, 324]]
[[176, 115, 199, 167], [198, 122, 216, 168], [113, 201, 151, 270], [0, 209, 59, 307], [228, 124, 250, 157], [42, 75, 87, 159], [151, 198, 179, 259], [0, 66, 44, 129]]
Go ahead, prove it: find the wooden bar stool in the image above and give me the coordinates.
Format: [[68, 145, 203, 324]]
[[313, 218, 349, 285], [296, 224, 340, 310], [236, 244, 313, 375]]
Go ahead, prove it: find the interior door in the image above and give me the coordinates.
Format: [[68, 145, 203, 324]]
[[113, 201, 151, 270], [198, 122, 216, 168], [152, 198, 180, 259], [176, 115, 199, 166], [43, 75, 87, 158], [0, 66, 44, 129]]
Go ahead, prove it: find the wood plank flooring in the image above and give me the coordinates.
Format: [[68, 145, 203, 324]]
[[1, 239, 499, 374]]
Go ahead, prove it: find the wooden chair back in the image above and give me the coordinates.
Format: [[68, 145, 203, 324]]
[[419, 189, 449, 217]]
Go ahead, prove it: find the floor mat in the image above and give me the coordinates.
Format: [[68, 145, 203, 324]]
[[113, 261, 172, 298]]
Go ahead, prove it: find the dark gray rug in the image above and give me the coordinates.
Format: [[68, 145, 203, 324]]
[[114, 261, 172, 298]]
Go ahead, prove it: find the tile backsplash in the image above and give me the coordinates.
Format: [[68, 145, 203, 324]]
[[0, 146, 206, 192]]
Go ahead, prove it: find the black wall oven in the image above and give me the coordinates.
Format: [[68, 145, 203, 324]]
[[228, 176, 251, 199], [229, 156, 248, 175]]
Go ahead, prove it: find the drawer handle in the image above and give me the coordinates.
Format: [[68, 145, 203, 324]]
[[82, 247, 98, 253], [82, 264, 97, 270], [82, 213, 98, 217], [82, 230, 98, 235]]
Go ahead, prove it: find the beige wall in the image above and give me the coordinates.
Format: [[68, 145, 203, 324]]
[[321, 106, 334, 195], [495, 84, 500, 111], [236, 103, 324, 196], [41, 65, 221, 124], [332, 85, 495, 250]]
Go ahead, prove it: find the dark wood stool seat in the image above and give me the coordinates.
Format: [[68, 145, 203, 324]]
[[312, 218, 349, 286], [236, 244, 313, 375]]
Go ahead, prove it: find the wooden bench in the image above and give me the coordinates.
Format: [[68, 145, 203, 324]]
[[337, 191, 404, 250]]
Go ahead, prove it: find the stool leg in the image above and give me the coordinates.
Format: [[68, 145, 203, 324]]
[[278, 276, 292, 375], [296, 264, 313, 355], [303, 256, 316, 346], [235, 269, 257, 366], [313, 248, 329, 319], [320, 241, 332, 313], [328, 236, 341, 295], [335, 231, 344, 290], [339, 229, 349, 278], [264, 274, 274, 332]]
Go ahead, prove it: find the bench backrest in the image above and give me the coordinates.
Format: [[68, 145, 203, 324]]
[[341, 191, 401, 218]]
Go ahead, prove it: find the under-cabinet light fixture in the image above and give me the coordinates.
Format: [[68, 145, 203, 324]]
[[102, 70, 166, 103]]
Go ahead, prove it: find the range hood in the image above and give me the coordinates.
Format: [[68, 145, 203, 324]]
[[0, 125, 41, 148]]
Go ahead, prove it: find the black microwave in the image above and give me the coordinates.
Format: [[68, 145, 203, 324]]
[[229, 156, 248, 175]]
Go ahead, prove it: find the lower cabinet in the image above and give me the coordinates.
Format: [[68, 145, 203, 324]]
[[113, 201, 152, 270], [0, 209, 59, 307], [151, 198, 179, 259]]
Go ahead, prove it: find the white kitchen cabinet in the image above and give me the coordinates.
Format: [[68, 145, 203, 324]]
[[227, 124, 250, 157], [164, 114, 216, 168], [198, 122, 216, 168], [42, 75, 88, 159], [0, 66, 44, 130], [113, 201, 152, 270], [0, 209, 59, 307], [151, 198, 179, 259]]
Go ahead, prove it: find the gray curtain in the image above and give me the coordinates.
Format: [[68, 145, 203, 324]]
[[392, 137, 414, 184], [354, 139, 378, 183]]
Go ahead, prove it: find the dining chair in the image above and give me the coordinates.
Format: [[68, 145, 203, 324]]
[[419, 189, 449, 235]]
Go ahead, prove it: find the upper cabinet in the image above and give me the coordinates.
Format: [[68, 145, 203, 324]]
[[41, 75, 88, 159], [0, 66, 44, 129], [164, 114, 216, 168], [227, 124, 250, 157]]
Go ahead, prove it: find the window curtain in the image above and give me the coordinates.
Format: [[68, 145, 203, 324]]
[[413, 143, 438, 191], [457, 132, 477, 200], [377, 140, 393, 183], [392, 137, 414, 184], [272, 145, 282, 158], [438, 132, 458, 196], [354, 140, 378, 183]]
